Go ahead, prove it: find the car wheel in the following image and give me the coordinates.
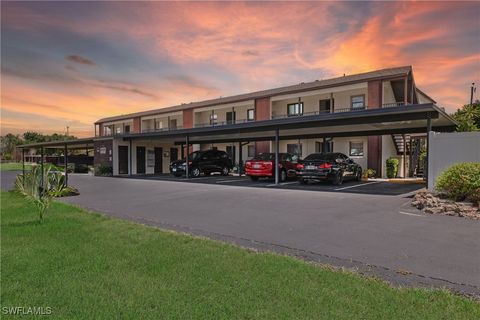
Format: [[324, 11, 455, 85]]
[[221, 166, 230, 176], [191, 167, 201, 178], [332, 171, 344, 185], [280, 169, 287, 182], [355, 169, 362, 181], [250, 176, 259, 181], [299, 178, 308, 184]]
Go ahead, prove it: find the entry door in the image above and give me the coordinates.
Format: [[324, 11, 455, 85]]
[[136, 146, 146, 174], [170, 148, 178, 162], [319, 99, 331, 114], [154, 147, 163, 174], [118, 146, 129, 174], [226, 146, 236, 163], [226, 111, 236, 124]]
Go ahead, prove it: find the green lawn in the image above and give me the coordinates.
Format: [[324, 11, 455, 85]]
[[0, 162, 63, 172], [1, 191, 478, 319], [0, 162, 32, 171]]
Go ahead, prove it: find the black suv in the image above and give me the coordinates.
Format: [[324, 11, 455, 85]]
[[170, 149, 233, 177], [296, 152, 362, 185]]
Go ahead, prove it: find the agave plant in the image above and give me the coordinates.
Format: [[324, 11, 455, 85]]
[[15, 165, 52, 223]]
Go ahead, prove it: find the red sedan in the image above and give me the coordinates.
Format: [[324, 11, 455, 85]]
[[244, 153, 298, 182]]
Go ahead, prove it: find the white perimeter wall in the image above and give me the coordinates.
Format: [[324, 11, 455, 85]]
[[427, 131, 480, 189]]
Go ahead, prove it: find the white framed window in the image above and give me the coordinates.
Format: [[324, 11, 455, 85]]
[[351, 95, 365, 109], [287, 143, 302, 157], [247, 109, 255, 121], [287, 102, 303, 116], [349, 141, 364, 157], [210, 113, 218, 125]]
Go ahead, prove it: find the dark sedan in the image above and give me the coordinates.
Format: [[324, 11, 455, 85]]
[[170, 149, 233, 178], [296, 153, 362, 185]]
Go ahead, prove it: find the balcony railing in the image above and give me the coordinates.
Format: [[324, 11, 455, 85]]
[[271, 106, 367, 119], [194, 119, 255, 128], [382, 102, 408, 108], [141, 125, 184, 133], [97, 102, 411, 136]]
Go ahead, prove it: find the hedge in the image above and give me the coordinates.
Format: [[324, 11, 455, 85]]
[[435, 162, 480, 205]]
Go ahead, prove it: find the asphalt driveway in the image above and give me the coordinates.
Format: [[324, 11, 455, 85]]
[[2, 171, 479, 296]]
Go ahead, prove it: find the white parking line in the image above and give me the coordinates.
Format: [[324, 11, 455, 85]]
[[333, 181, 381, 191], [399, 211, 425, 217], [216, 179, 248, 184], [266, 181, 299, 187]]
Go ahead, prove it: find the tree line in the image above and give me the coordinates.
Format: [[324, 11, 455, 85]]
[[1, 132, 77, 160]]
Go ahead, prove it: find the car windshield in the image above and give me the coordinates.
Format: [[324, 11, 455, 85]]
[[304, 153, 338, 162], [252, 153, 276, 161]]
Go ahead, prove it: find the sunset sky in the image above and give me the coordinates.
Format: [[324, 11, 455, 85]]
[[1, 1, 479, 137]]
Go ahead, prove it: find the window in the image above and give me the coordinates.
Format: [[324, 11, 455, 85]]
[[210, 113, 218, 125], [287, 102, 303, 116], [247, 109, 255, 121], [124, 125, 130, 133], [287, 143, 302, 157], [351, 95, 365, 109], [169, 119, 177, 129], [247, 145, 256, 157], [116, 126, 121, 134], [349, 142, 364, 157]]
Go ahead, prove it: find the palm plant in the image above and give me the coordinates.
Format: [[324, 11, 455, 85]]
[[15, 165, 52, 223]]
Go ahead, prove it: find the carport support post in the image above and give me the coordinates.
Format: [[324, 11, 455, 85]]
[[275, 128, 279, 185], [425, 113, 432, 183], [238, 141, 243, 176], [40, 146, 44, 193], [185, 135, 189, 178], [22, 148, 25, 186], [64, 144, 68, 187], [402, 134, 406, 179]]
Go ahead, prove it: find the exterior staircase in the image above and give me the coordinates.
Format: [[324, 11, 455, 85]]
[[391, 134, 411, 155]]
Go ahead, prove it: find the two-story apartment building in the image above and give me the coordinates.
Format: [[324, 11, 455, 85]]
[[92, 66, 456, 179]]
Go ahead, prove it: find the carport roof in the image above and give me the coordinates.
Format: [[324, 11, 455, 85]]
[[17, 137, 96, 150]]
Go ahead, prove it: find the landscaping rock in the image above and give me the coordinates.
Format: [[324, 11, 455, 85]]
[[412, 189, 480, 220]]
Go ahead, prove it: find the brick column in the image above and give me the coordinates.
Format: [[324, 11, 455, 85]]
[[132, 117, 141, 133], [183, 109, 193, 129], [367, 80, 383, 177], [254, 97, 271, 154]]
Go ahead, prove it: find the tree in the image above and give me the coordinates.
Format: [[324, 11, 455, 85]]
[[452, 101, 480, 132], [0, 133, 22, 160]]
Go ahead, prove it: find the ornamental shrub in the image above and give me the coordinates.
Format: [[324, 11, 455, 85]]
[[386, 157, 399, 179], [435, 162, 480, 205]]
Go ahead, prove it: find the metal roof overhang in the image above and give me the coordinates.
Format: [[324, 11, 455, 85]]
[[17, 137, 96, 150], [121, 103, 456, 145]]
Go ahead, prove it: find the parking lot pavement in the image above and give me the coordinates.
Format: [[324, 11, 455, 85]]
[[122, 174, 424, 196]]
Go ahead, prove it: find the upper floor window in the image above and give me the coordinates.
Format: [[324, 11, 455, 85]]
[[124, 125, 130, 133], [351, 95, 365, 109], [247, 109, 255, 121], [210, 113, 218, 125], [116, 126, 121, 134], [287, 102, 303, 116]]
